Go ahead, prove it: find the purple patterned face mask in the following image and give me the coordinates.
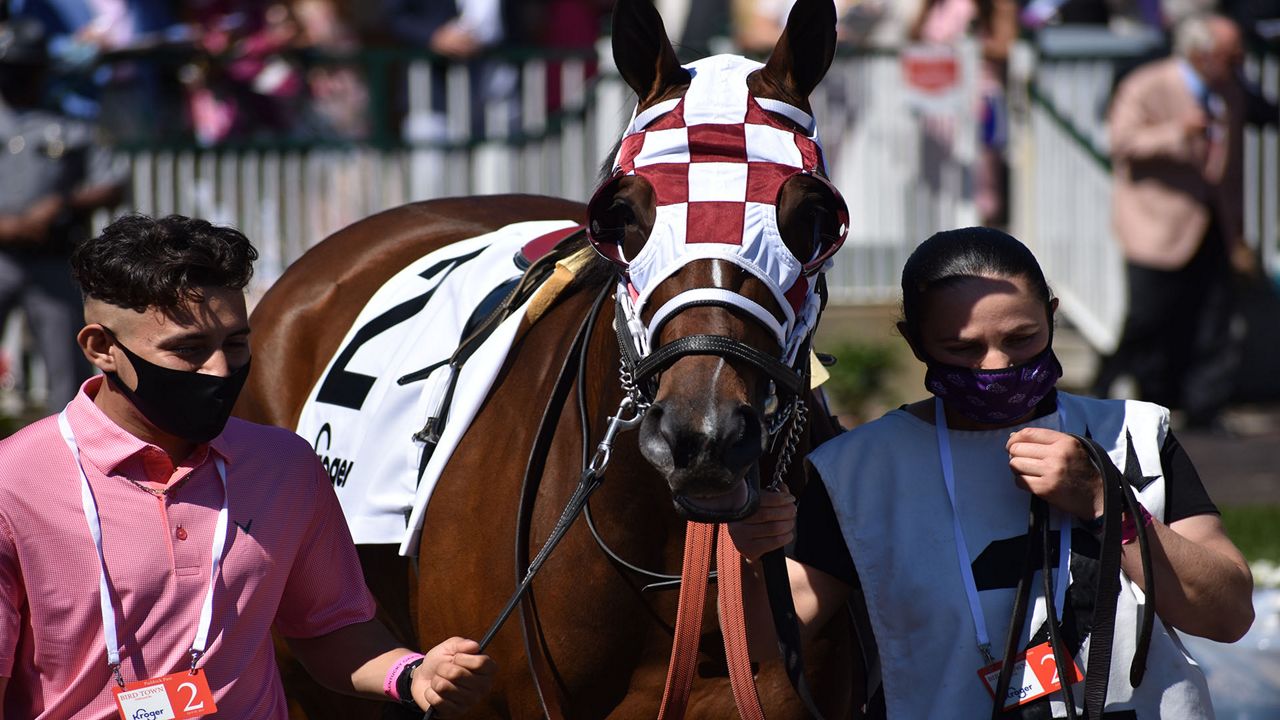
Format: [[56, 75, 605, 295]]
[[924, 344, 1063, 424]]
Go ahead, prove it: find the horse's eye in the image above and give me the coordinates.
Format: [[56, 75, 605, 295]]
[[608, 199, 637, 226], [810, 203, 831, 225]]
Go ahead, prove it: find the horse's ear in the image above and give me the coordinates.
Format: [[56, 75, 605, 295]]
[[760, 0, 837, 99], [612, 0, 690, 104]]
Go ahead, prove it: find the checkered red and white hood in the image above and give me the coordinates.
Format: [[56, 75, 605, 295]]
[[591, 54, 848, 366]]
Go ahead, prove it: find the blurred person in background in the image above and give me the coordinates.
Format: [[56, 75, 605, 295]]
[[732, 0, 905, 52], [1093, 14, 1258, 430], [520, 0, 611, 113], [640, 0, 730, 61], [909, 0, 1018, 226], [292, 0, 368, 139], [0, 17, 124, 410], [381, 0, 503, 59], [381, 0, 513, 143], [6, 0, 180, 140], [180, 0, 370, 144], [180, 0, 306, 145]]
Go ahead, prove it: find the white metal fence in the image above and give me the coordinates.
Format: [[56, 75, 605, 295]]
[[9, 37, 1276, 410], [1009, 40, 1280, 353], [104, 46, 980, 301]]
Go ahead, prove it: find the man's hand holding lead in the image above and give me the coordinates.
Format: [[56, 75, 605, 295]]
[[412, 637, 495, 717]]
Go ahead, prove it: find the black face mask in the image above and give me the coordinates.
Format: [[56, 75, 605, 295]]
[[103, 331, 251, 444]]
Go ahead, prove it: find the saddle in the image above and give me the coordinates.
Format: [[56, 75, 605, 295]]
[[400, 225, 589, 480]]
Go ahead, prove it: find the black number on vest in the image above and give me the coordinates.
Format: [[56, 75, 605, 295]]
[[314, 248, 486, 410]]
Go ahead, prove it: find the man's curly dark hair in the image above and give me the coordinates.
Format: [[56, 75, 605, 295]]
[[72, 214, 259, 312]]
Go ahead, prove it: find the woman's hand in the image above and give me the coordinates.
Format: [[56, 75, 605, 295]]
[[1006, 427, 1103, 522], [726, 488, 797, 561]]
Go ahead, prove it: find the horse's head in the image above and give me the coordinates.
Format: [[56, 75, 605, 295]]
[[588, 0, 847, 522]]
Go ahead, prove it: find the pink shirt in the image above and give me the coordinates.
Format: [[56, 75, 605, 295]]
[[0, 377, 376, 719]]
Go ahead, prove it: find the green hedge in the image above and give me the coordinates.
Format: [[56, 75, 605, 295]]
[[1219, 505, 1280, 563]]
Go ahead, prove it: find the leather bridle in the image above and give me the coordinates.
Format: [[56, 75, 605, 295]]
[[421, 249, 829, 719]]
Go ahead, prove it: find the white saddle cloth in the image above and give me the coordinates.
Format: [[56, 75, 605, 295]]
[[294, 220, 579, 552]]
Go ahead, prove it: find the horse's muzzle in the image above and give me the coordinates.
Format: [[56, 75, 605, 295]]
[[639, 400, 766, 522]]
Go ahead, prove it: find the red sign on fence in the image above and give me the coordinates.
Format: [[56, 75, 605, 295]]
[[901, 46, 962, 109]]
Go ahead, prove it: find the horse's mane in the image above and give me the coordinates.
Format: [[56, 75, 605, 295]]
[[565, 231, 619, 294]]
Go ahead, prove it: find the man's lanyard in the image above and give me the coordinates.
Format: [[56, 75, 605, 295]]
[[58, 409, 229, 685], [933, 396, 1072, 663]]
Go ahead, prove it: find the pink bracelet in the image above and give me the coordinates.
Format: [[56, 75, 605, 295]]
[[384, 652, 425, 701], [1120, 503, 1154, 545]]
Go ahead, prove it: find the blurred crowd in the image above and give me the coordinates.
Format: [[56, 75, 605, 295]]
[[0, 0, 619, 145], [0, 0, 1276, 149]]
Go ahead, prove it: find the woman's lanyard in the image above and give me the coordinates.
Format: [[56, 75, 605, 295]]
[[934, 396, 1071, 663], [58, 409, 229, 686]]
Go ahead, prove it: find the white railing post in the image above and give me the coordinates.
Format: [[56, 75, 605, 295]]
[[1008, 40, 1037, 251], [521, 58, 548, 194], [560, 58, 588, 201], [1262, 53, 1279, 279]]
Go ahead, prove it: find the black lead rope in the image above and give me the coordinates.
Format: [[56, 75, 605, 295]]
[[1076, 435, 1126, 720], [761, 547, 829, 720], [1041, 500, 1079, 720], [992, 498, 1046, 719]]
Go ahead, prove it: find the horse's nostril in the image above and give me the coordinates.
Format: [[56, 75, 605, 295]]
[[662, 412, 707, 469], [638, 403, 677, 471], [720, 404, 764, 471]]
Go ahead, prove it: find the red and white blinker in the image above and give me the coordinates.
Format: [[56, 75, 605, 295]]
[[587, 54, 849, 365]]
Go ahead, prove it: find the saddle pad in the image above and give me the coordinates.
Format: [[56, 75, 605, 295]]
[[294, 219, 579, 548]]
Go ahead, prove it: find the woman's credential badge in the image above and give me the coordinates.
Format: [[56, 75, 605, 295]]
[[977, 642, 1083, 710]]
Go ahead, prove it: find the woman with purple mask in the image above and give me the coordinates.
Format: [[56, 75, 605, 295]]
[[729, 227, 1253, 718]]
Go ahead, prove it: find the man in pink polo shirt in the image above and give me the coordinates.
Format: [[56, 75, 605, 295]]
[[0, 214, 493, 718]]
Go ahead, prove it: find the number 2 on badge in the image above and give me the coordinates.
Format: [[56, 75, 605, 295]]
[[176, 681, 205, 713], [114, 668, 217, 720]]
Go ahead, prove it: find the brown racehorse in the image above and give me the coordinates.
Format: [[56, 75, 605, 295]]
[[237, 0, 864, 718]]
